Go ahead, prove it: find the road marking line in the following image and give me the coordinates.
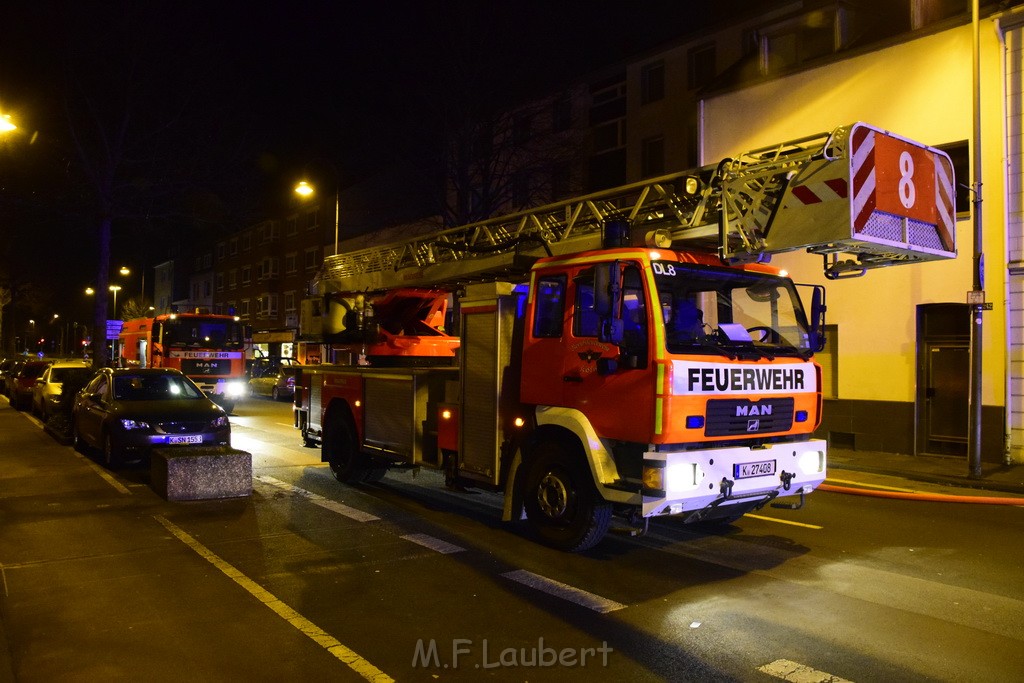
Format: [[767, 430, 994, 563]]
[[502, 569, 626, 613], [401, 533, 466, 554], [758, 658, 852, 682], [744, 513, 823, 530], [71, 451, 131, 495], [255, 476, 379, 522], [155, 516, 392, 682], [827, 477, 918, 493]]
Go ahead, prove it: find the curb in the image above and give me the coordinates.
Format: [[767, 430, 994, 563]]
[[829, 461, 1024, 496]]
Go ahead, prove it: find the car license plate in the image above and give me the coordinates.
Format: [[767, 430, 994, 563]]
[[168, 435, 204, 445], [734, 459, 776, 479]]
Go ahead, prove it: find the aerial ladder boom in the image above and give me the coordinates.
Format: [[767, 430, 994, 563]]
[[315, 122, 955, 293]]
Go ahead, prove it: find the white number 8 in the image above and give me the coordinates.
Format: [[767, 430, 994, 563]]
[[898, 151, 916, 209]]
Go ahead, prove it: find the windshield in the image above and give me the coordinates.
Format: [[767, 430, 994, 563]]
[[161, 317, 245, 349], [654, 263, 812, 358], [113, 374, 205, 401]]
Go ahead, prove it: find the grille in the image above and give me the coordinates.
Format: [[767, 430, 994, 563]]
[[156, 421, 207, 434], [705, 398, 794, 437], [861, 213, 944, 251], [180, 359, 231, 375]]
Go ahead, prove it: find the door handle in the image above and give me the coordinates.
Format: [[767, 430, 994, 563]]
[[563, 375, 584, 383]]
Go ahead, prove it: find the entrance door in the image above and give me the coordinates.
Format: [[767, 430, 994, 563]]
[[917, 304, 969, 456]]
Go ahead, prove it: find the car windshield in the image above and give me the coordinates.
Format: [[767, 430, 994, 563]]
[[161, 317, 245, 349], [113, 374, 205, 401], [654, 263, 812, 359]]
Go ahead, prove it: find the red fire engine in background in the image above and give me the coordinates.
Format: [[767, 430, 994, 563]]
[[119, 311, 249, 413], [293, 123, 956, 551]]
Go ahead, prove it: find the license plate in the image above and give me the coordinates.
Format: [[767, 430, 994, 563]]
[[734, 459, 776, 479], [168, 435, 204, 445]]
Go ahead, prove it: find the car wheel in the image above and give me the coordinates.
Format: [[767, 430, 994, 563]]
[[522, 439, 612, 552], [272, 387, 280, 401], [103, 433, 119, 467], [72, 423, 88, 453]]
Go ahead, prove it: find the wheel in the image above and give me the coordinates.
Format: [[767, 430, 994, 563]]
[[72, 423, 88, 453], [102, 432, 119, 467], [522, 439, 612, 552], [272, 387, 280, 401], [324, 416, 382, 483]]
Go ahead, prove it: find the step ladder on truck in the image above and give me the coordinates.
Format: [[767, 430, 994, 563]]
[[293, 123, 956, 551]]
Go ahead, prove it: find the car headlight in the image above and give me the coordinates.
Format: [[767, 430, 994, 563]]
[[798, 450, 825, 475], [225, 382, 246, 398], [212, 416, 230, 428], [120, 418, 151, 430]]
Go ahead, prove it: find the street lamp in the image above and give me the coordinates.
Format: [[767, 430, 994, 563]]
[[0, 114, 15, 134], [294, 178, 340, 256]]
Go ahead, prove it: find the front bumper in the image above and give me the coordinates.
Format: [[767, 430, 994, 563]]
[[639, 439, 827, 518]]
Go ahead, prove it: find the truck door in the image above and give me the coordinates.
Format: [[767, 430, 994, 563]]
[[561, 263, 656, 443], [520, 273, 569, 407]]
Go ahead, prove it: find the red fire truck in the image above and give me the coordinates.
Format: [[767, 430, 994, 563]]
[[119, 311, 249, 413], [294, 123, 956, 551]]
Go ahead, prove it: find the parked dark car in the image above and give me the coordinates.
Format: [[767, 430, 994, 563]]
[[72, 367, 231, 466], [1, 358, 26, 397], [9, 359, 54, 411]]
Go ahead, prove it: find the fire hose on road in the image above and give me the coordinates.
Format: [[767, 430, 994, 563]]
[[819, 482, 1024, 506]]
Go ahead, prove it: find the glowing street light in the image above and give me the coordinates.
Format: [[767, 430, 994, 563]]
[[294, 177, 340, 256], [0, 114, 15, 134]]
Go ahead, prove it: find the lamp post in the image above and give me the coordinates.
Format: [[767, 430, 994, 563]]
[[294, 175, 340, 256]]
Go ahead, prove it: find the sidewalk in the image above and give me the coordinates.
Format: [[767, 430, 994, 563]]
[[828, 447, 1024, 495]]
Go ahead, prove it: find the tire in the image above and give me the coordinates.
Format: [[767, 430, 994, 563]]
[[272, 387, 280, 401], [324, 416, 379, 483], [102, 432, 119, 467], [72, 423, 88, 453], [522, 439, 612, 552]]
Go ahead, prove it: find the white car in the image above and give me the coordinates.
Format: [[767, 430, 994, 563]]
[[32, 360, 93, 420]]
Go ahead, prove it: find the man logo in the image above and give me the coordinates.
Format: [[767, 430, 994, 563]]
[[747, 419, 760, 432]]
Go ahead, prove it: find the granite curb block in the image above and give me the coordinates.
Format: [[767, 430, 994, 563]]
[[151, 446, 252, 501]]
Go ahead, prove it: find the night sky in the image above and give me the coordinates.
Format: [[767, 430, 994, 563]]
[[0, 0, 752, 327]]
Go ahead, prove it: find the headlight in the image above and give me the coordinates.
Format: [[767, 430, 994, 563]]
[[120, 418, 151, 430], [798, 450, 825, 475], [212, 416, 230, 428], [225, 382, 247, 398]]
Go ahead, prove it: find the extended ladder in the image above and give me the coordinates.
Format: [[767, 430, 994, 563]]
[[316, 123, 956, 292]]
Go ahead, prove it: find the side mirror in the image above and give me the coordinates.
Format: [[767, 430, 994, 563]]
[[809, 285, 827, 353]]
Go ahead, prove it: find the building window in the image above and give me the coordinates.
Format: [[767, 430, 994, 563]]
[[641, 136, 665, 178], [286, 217, 298, 236], [934, 140, 970, 215], [640, 60, 665, 104], [687, 43, 715, 90], [285, 252, 297, 274], [284, 291, 297, 313], [306, 210, 319, 230], [242, 232, 251, 252], [592, 120, 626, 153], [229, 238, 238, 256], [215, 273, 224, 292], [228, 269, 237, 290], [241, 265, 251, 286], [258, 293, 279, 318], [305, 247, 318, 270], [260, 257, 279, 280], [204, 280, 211, 297], [240, 299, 250, 317], [216, 243, 225, 262]]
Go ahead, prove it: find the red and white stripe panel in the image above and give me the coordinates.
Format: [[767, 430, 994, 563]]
[[850, 126, 878, 233], [790, 178, 849, 205]]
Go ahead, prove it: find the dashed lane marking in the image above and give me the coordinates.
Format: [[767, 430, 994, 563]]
[[401, 533, 466, 554], [502, 569, 626, 613], [255, 475, 379, 522], [758, 658, 852, 682], [155, 516, 393, 682]]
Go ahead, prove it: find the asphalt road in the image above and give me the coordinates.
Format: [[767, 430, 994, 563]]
[[2, 395, 1023, 682]]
